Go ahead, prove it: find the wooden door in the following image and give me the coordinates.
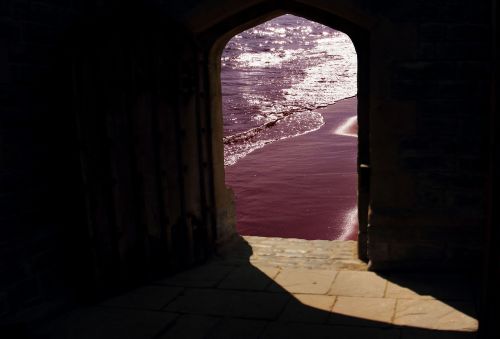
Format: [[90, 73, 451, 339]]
[[69, 11, 216, 295]]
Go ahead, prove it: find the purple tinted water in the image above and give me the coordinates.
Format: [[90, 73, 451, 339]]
[[221, 15, 358, 240], [222, 14, 357, 166]]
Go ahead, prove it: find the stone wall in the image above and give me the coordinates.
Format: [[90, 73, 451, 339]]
[[185, 0, 491, 269], [0, 0, 84, 325], [362, 0, 490, 269]]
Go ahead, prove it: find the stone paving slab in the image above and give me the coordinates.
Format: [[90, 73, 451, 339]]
[[101, 285, 183, 310], [269, 268, 337, 294], [385, 274, 476, 301], [38, 236, 479, 338], [262, 322, 401, 339], [204, 318, 268, 339], [164, 288, 290, 319], [158, 315, 268, 339], [386, 280, 436, 300], [394, 299, 478, 331], [156, 263, 235, 287], [329, 271, 387, 297], [218, 265, 280, 290], [241, 236, 368, 270], [48, 307, 177, 339], [330, 296, 396, 326], [400, 328, 478, 339], [279, 294, 336, 323], [157, 314, 219, 339]]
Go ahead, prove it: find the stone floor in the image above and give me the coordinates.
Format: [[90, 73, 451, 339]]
[[40, 236, 478, 338]]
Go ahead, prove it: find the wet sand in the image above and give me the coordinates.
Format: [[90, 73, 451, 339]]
[[224, 97, 358, 240]]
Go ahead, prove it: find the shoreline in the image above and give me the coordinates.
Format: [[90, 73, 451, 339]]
[[224, 96, 358, 241]]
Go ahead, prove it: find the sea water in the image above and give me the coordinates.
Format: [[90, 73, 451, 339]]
[[222, 14, 357, 166]]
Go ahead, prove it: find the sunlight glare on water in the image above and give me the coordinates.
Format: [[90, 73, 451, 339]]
[[222, 15, 357, 166]]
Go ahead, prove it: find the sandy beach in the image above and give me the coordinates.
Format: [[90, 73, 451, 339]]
[[224, 96, 358, 240]]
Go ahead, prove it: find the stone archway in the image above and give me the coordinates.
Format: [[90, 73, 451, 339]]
[[188, 0, 485, 272], [67, 0, 486, 290], [192, 1, 372, 261], [0, 0, 492, 330]]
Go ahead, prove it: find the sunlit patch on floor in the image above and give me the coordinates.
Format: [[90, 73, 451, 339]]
[[43, 236, 478, 337]]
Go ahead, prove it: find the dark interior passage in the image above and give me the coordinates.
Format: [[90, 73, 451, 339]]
[[0, 0, 497, 336]]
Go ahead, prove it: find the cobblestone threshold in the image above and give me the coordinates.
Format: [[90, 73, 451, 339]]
[[216, 235, 368, 271]]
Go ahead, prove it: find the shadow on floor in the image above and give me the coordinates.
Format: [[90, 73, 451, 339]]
[[34, 236, 478, 339]]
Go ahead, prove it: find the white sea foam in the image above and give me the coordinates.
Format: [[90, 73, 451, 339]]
[[222, 14, 357, 166], [224, 110, 324, 166]]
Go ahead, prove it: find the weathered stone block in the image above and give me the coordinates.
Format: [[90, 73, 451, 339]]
[[394, 300, 477, 331], [164, 288, 289, 319], [157, 263, 234, 288], [329, 271, 387, 297], [101, 285, 183, 310], [280, 294, 335, 323], [159, 315, 218, 339], [270, 268, 337, 295], [218, 265, 279, 290], [330, 296, 396, 326]]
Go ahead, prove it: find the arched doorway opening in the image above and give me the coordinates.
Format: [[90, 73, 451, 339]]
[[221, 14, 359, 241], [201, 4, 370, 260]]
